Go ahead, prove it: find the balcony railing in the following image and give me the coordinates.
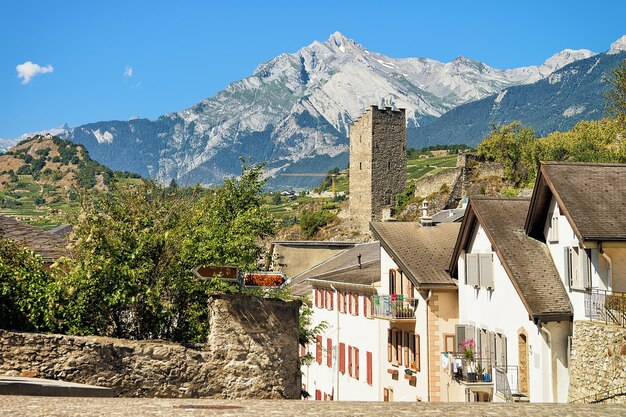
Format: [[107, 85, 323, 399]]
[[372, 295, 416, 320], [585, 289, 626, 327], [495, 366, 519, 402]]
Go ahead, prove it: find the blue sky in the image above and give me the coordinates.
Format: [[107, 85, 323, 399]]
[[2, 0, 625, 138]]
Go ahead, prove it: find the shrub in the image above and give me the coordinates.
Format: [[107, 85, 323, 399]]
[[300, 209, 335, 238]]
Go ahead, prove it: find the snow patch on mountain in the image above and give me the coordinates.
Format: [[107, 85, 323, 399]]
[[92, 129, 114, 144], [563, 105, 585, 118]]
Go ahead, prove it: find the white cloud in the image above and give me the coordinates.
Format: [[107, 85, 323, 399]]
[[16, 61, 54, 84], [124, 66, 133, 78]]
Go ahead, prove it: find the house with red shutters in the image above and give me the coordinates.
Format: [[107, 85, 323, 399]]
[[302, 242, 382, 401]]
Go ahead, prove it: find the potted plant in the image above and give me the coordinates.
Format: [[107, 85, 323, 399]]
[[460, 338, 476, 381], [461, 338, 475, 360], [476, 363, 485, 382]]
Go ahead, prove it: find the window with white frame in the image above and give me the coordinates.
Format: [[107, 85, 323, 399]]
[[465, 252, 494, 289]]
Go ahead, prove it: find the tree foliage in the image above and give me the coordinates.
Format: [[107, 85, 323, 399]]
[[477, 118, 626, 186], [605, 59, 626, 122], [299, 209, 336, 238], [2, 162, 275, 343], [0, 240, 54, 331]]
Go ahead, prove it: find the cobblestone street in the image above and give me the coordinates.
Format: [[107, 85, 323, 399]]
[[1, 396, 625, 417]]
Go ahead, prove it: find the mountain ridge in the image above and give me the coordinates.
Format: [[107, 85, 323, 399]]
[[6, 32, 622, 189]]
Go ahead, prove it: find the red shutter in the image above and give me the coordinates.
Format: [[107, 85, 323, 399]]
[[330, 292, 334, 310], [403, 332, 409, 366], [355, 347, 360, 380], [327, 338, 332, 367], [339, 343, 346, 373], [366, 351, 373, 385], [348, 292, 352, 314], [354, 294, 359, 316], [315, 389, 322, 400], [363, 296, 367, 317], [387, 329, 392, 362], [415, 334, 421, 372], [316, 335, 322, 364], [314, 289, 318, 307], [300, 345, 305, 357], [348, 345, 353, 376]]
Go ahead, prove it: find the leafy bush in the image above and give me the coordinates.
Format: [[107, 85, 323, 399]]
[[299, 209, 336, 238], [0, 239, 54, 331]]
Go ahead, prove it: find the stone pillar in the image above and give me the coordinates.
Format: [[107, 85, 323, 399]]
[[207, 294, 302, 399]]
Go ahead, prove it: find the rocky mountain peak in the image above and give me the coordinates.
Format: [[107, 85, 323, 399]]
[[541, 48, 596, 73], [608, 34, 626, 54]]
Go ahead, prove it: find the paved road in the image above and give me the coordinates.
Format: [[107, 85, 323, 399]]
[[1, 396, 625, 416]]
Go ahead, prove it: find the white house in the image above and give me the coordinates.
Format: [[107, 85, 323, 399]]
[[370, 221, 463, 402], [524, 162, 626, 324], [449, 196, 572, 403], [302, 242, 385, 401]]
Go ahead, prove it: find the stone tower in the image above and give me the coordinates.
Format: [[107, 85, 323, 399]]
[[349, 106, 407, 233]]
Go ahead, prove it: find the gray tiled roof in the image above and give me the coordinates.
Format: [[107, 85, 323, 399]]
[[309, 259, 380, 287], [0, 216, 68, 261], [431, 208, 465, 224], [527, 162, 626, 241], [370, 222, 461, 287], [288, 242, 380, 296], [459, 197, 572, 320]]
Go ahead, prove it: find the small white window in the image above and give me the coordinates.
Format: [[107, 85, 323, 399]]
[[548, 215, 559, 242], [465, 253, 493, 289]]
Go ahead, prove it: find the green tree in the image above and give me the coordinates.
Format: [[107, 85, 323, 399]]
[[50, 162, 274, 342], [0, 239, 54, 331], [477, 122, 536, 186], [299, 209, 336, 238], [605, 59, 626, 122]]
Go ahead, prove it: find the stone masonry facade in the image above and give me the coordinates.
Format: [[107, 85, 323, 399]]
[[568, 320, 626, 403], [0, 294, 301, 399], [349, 106, 407, 233]]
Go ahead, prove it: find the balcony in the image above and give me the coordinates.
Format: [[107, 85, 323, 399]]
[[451, 356, 494, 385], [372, 295, 416, 321], [585, 289, 626, 327]]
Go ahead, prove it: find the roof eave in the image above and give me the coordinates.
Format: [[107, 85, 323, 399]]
[[533, 311, 574, 324]]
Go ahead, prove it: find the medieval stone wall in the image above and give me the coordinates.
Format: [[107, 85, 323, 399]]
[[413, 168, 462, 198], [568, 320, 626, 403], [0, 294, 301, 399]]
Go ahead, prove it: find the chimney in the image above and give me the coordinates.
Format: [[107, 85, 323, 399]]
[[382, 207, 397, 222], [357, 254, 362, 269], [419, 199, 433, 227]]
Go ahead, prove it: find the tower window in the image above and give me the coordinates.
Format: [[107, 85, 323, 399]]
[[359, 162, 362, 170]]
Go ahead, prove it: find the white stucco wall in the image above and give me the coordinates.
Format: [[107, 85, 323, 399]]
[[303, 287, 384, 401], [457, 224, 569, 403], [543, 197, 611, 320]]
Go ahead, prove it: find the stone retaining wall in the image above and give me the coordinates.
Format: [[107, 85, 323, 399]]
[[0, 294, 301, 399], [568, 320, 626, 403]]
